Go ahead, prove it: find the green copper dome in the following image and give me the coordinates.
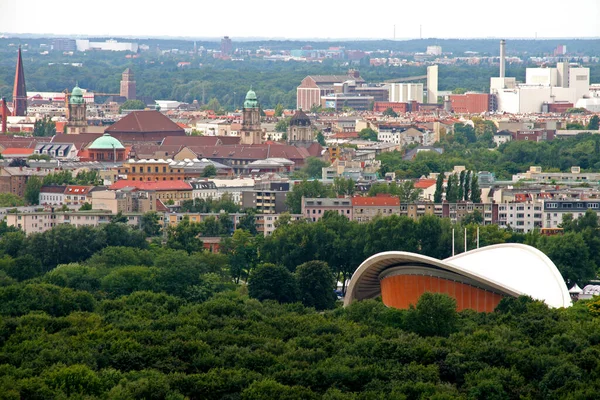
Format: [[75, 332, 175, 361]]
[[70, 85, 85, 105], [89, 133, 125, 150], [243, 88, 258, 108]]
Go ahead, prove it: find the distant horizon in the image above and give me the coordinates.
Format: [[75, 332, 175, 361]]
[[2, 33, 600, 43], [2, 0, 599, 41]]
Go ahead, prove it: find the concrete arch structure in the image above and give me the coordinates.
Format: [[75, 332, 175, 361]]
[[344, 244, 571, 311]]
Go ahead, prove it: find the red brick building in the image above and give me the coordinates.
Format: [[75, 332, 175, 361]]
[[449, 93, 491, 114], [296, 71, 364, 111], [374, 101, 419, 113]]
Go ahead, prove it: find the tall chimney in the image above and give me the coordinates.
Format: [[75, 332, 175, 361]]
[[1, 98, 7, 134], [499, 39, 506, 78]]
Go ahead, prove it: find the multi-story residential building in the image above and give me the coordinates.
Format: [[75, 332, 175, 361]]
[[444, 202, 498, 225], [109, 180, 192, 205], [498, 202, 543, 232], [400, 203, 443, 219], [352, 195, 401, 222], [64, 185, 95, 206], [39, 185, 66, 206], [255, 213, 304, 236], [91, 189, 158, 214], [543, 199, 600, 228], [302, 197, 353, 222], [190, 180, 218, 200], [0, 167, 49, 198], [166, 212, 244, 229], [242, 190, 288, 214], [6, 211, 141, 235], [117, 159, 185, 182]]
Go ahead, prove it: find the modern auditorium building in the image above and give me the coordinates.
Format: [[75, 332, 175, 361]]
[[344, 244, 571, 311]]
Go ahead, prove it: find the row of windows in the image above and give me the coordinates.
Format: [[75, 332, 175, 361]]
[[546, 203, 600, 209]]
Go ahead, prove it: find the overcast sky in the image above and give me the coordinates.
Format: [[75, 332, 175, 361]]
[[1, 0, 599, 40]]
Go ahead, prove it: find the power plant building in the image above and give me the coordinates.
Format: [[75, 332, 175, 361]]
[[491, 40, 590, 113]]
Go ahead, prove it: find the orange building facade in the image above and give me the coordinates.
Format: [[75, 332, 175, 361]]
[[118, 160, 185, 181], [380, 274, 504, 312]]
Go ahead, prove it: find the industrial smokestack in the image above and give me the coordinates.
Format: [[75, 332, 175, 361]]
[[499, 39, 506, 78], [1, 98, 7, 134]]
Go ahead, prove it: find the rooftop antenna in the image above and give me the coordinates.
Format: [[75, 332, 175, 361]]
[[420, 25, 422, 40], [393, 24, 396, 40]]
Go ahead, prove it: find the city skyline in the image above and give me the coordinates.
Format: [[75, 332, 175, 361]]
[[1, 0, 600, 40]]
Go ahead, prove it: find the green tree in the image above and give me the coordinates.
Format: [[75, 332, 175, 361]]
[[285, 179, 332, 214], [221, 229, 259, 283], [332, 177, 355, 196], [445, 174, 459, 202], [0, 193, 25, 207], [406, 292, 458, 337], [33, 116, 56, 137], [303, 157, 330, 179], [237, 209, 258, 235], [382, 107, 398, 117], [166, 217, 203, 254], [462, 210, 484, 225], [79, 202, 92, 211], [24, 176, 42, 205], [275, 117, 290, 133], [458, 170, 465, 201], [587, 115, 599, 130], [274, 103, 284, 117], [248, 263, 298, 303], [358, 128, 378, 141], [464, 170, 471, 201], [397, 180, 422, 203], [316, 131, 326, 146], [295, 260, 337, 310], [119, 99, 146, 113], [434, 172, 445, 203], [471, 173, 481, 203], [141, 211, 162, 237], [202, 164, 217, 177]]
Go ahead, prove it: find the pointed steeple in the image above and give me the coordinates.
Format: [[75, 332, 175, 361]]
[[12, 46, 27, 116]]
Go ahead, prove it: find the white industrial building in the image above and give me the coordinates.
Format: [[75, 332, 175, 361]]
[[490, 40, 590, 113], [75, 39, 138, 52], [388, 83, 423, 103]]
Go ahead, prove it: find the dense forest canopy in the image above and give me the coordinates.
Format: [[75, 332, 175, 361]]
[[1, 213, 600, 398]]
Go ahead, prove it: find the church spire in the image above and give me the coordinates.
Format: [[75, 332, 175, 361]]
[[12, 46, 27, 116]]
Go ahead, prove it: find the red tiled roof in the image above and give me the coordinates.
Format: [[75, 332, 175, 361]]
[[331, 132, 359, 139], [110, 180, 192, 191], [352, 196, 400, 207], [184, 144, 310, 161], [414, 179, 437, 189], [161, 135, 241, 146], [40, 185, 67, 194], [1, 147, 34, 155], [65, 185, 94, 195], [105, 111, 185, 134], [156, 199, 169, 211]]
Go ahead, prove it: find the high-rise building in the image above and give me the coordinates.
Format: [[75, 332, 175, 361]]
[[221, 36, 233, 55], [240, 89, 263, 145], [120, 68, 136, 100], [426, 65, 438, 104], [12, 46, 27, 116]]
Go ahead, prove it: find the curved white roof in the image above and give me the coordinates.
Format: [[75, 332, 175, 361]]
[[344, 243, 571, 309]]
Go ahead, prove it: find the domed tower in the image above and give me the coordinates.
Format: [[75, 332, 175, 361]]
[[287, 109, 313, 147], [67, 85, 87, 134], [240, 88, 263, 145]]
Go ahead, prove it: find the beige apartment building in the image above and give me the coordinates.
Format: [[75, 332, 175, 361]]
[[6, 211, 142, 235]]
